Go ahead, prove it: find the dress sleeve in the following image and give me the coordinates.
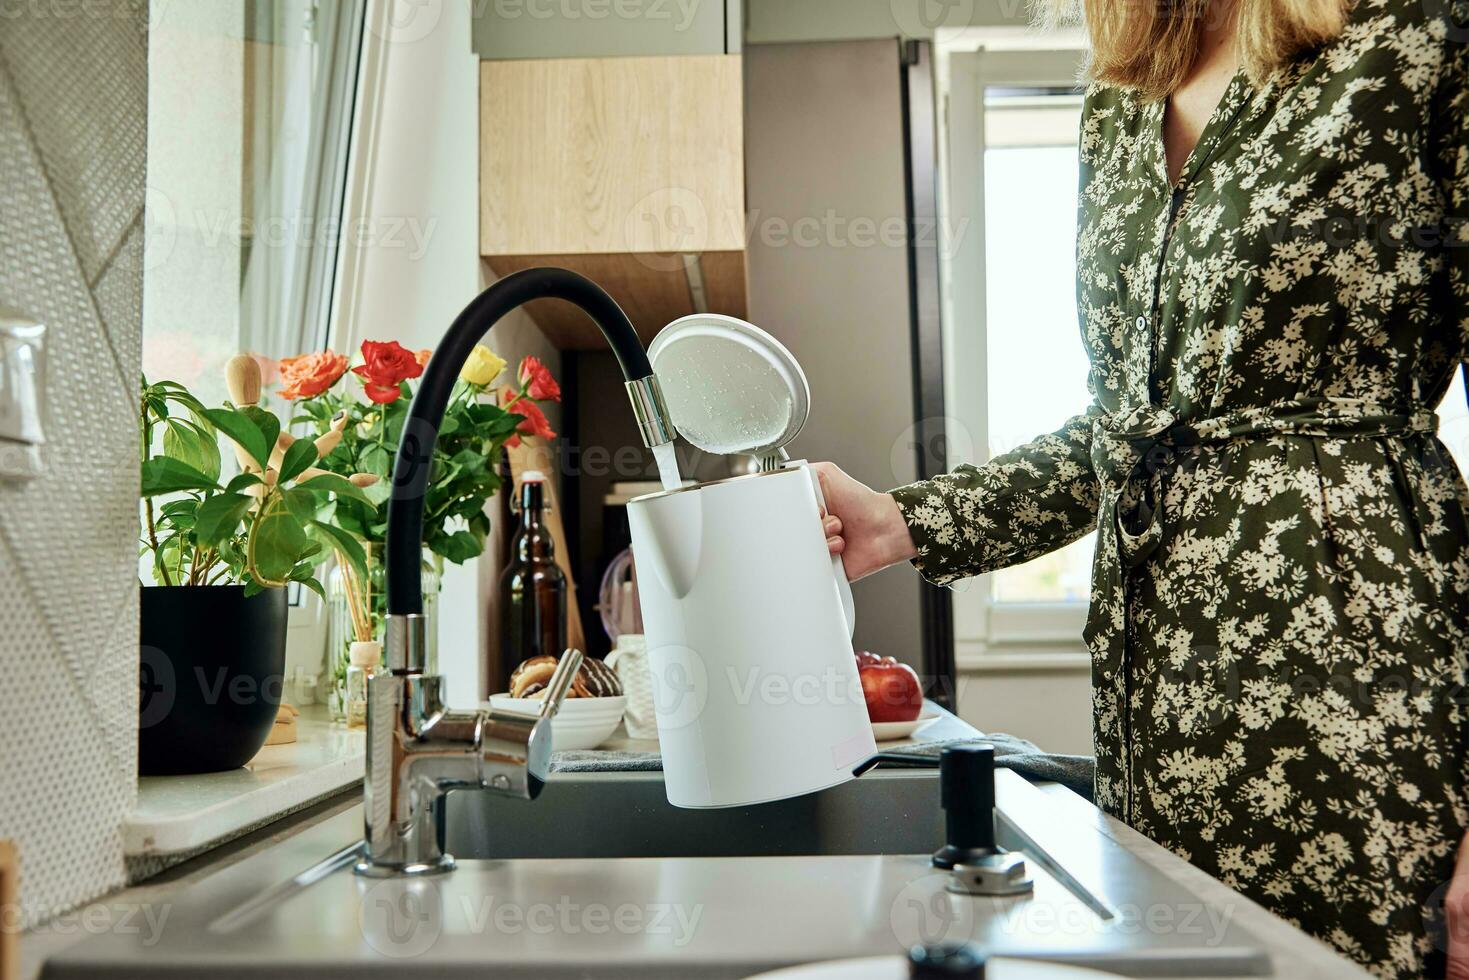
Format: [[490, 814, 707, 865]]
[[1438, 25, 1469, 375], [889, 402, 1103, 587]]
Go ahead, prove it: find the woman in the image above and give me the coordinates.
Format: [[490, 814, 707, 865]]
[[817, 1, 1469, 976]]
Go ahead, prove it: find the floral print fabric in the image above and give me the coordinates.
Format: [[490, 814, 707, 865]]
[[892, 2, 1469, 975]]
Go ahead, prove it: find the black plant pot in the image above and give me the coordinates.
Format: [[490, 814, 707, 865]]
[[138, 585, 288, 776]]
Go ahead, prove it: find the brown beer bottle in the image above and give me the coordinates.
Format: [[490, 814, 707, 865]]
[[496, 471, 566, 691]]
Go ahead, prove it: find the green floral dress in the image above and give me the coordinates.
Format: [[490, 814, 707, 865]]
[[892, 3, 1469, 976]]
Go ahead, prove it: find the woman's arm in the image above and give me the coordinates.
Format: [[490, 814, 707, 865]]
[[816, 403, 1103, 585]]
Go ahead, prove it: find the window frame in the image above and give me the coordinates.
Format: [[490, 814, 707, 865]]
[[935, 43, 1092, 668]]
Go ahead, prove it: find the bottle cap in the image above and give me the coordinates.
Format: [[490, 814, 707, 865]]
[[349, 640, 382, 668], [521, 470, 546, 483]]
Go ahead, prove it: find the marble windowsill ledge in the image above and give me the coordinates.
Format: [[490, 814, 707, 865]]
[[123, 705, 365, 857]]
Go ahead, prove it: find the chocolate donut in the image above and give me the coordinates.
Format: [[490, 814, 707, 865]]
[[577, 657, 623, 698]]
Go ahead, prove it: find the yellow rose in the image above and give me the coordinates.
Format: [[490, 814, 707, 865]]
[[460, 344, 507, 386]]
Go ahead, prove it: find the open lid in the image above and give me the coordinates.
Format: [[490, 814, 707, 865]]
[[648, 314, 810, 460]]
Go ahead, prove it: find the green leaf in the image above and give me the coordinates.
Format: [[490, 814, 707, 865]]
[[294, 574, 325, 600], [280, 487, 322, 524], [450, 448, 486, 475], [360, 478, 391, 506], [163, 387, 210, 418], [310, 521, 368, 581], [203, 408, 270, 471], [432, 529, 483, 564], [225, 472, 263, 494], [277, 438, 319, 484], [141, 457, 218, 496], [162, 419, 221, 482], [241, 407, 281, 465], [252, 505, 309, 583], [296, 471, 374, 506], [194, 492, 254, 547]]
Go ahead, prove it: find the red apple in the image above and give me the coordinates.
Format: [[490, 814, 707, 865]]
[[855, 653, 923, 723]]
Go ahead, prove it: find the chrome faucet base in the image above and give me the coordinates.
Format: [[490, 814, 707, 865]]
[[355, 638, 584, 877], [353, 853, 456, 878]]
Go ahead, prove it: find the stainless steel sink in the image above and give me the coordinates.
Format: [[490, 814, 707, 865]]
[[443, 768, 945, 859], [43, 770, 1278, 979]]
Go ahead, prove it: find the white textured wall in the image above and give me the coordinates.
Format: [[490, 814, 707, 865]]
[[0, 4, 146, 927]]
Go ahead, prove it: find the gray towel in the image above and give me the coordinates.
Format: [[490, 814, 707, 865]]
[[550, 732, 1096, 802], [890, 732, 1096, 802]]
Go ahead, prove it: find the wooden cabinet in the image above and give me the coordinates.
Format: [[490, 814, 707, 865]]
[[473, 0, 740, 60], [480, 54, 748, 347]]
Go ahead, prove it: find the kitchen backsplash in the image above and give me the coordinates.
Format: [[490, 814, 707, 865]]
[[0, 2, 147, 928]]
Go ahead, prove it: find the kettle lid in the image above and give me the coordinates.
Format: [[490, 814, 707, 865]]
[[648, 314, 810, 460]]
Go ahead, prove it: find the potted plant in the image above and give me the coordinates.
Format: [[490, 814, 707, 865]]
[[282, 340, 560, 711], [138, 359, 372, 774]]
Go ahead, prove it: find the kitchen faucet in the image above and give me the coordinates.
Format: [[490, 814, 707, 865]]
[[355, 268, 674, 877]]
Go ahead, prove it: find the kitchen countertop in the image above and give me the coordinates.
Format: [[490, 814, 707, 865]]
[[28, 710, 1370, 980]]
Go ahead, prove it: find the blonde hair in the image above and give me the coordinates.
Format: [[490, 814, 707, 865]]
[[1039, 0, 1353, 100]]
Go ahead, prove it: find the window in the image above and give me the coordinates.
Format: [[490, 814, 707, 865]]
[[982, 87, 1092, 606], [143, 1, 364, 651], [939, 46, 1092, 660], [143, 0, 362, 407]]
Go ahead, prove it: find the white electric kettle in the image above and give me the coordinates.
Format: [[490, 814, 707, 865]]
[[626, 315, 876, 808]]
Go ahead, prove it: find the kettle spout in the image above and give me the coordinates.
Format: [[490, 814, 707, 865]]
[[627, 488, 703, 600]]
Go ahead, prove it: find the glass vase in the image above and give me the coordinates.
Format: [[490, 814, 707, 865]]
[[325, 546, 440, 721]]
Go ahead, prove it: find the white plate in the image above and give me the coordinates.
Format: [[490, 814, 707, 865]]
[[748, 955, 1119, 979], [870, 712, 939, 742], [487, 695, 627, 751]]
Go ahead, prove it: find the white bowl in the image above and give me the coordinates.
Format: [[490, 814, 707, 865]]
[[487, 694, 627, 751]]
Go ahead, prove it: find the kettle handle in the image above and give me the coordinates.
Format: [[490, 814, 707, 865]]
[[791, 460, 856, 638]]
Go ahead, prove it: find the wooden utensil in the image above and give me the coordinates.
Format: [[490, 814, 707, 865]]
[[223, 354, 263, 473], [0, 839, 17, 980]]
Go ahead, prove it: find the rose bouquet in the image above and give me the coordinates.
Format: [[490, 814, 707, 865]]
[[282, 339, 561, 693]]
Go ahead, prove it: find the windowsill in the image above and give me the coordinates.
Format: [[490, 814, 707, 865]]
[[956, 642, 1090, 672], [123, 704, 365, 857]]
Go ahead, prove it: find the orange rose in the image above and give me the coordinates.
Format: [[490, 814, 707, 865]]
[[278, 350, 348, 400], [415, 348, 432, 367]]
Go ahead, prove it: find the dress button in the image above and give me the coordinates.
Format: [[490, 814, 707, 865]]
[[1135, 315, 1149, 332]]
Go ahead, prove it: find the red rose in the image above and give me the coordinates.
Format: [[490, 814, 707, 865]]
[[278, 350, 348, 400], [353, 340, 424, 405], [518, 356, 560, 402], [501, 389, 556, 445]]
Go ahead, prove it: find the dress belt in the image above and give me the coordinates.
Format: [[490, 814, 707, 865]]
[[1090, 398, 1439, 568]]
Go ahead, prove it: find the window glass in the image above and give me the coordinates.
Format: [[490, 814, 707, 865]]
[[982, 89, 1093, 604], [144, 0, 361, 408]]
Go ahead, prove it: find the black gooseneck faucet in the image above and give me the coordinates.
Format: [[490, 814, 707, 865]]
[[357, 268, 674, 877]]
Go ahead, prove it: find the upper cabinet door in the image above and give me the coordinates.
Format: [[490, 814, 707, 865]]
[[480, 54, 745, 257], [473, 0, 740, 59]]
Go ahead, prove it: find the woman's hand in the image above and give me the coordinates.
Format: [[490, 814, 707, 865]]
[[811, 461, 918, 582], [1447, 829, 1469, 979]]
